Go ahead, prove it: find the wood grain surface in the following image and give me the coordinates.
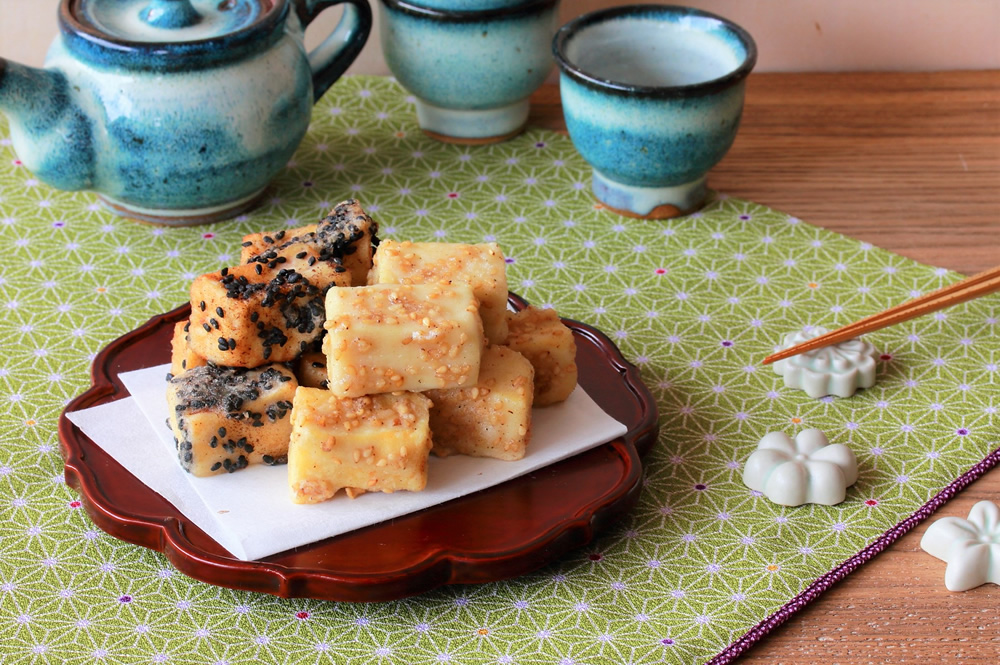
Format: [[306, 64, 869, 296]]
[[530, 71, 1000, 664]]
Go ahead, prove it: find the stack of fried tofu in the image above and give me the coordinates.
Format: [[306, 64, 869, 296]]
[[165, 200, 378, 477], [165, 201, 579, 506]]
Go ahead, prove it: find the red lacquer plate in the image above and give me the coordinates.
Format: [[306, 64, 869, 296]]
[[59, 294, 658, 602]]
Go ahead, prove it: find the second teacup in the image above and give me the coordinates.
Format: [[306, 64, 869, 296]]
[[380, 0, 559, 144], [553, 5, 756, 219]]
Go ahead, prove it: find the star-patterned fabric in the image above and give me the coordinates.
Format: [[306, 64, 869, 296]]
[[1, 76, 997, 664]]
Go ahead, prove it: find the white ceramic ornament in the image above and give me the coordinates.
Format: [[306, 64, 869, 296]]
[[920, 500, 1000, 592], [742, 429, 859, 507], [773, 327, 877, 398]]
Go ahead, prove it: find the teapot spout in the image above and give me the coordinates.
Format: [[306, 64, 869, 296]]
[[0, 58, 94, 191]]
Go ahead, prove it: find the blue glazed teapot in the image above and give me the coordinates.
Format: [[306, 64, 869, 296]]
[[0, 0, 371, 224]]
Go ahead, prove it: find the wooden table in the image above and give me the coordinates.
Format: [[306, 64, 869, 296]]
[[531, 71, 1000, 664]]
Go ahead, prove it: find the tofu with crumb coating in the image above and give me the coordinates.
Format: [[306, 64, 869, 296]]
[[323, 283, 486, 397], [505, 306, 577, 406], [187, 260, 350, 367], [166, 364, 298, 476], [239, 199, 378, 286], [287, 387, 433, 504], [426, 345, 534, 461], [170, 319, 206, 376], [369, 240, 508, 345]]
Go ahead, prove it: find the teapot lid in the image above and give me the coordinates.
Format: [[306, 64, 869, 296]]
[[61, 0, 287, 69], [78, 0, 267, 42]]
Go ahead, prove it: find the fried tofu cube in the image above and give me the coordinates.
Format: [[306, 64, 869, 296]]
[[323, 283, 486, 397], [187, 261, 350, 367], [287, 387, 433, 504], [369, 240, 509, 345], [239, 224, 316, 263], [239, 199, 378, 286], [426, 345, 534, 461], [296, 351, 328, 389], [505, 306, 578, 406], [170, 319, 206, 376], [166, 364, 298, 476]]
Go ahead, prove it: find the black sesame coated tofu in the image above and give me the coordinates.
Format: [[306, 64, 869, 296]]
[[187, 259, 350, 367], [166, 364, 298, 477], [170, 319, 206, 377], [239, 199, 379, 287]]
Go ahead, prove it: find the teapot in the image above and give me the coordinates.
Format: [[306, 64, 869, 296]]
[[0, 0, 371, 224]]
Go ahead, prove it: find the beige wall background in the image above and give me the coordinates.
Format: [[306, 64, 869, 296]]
[[1, 0, 998, 72]]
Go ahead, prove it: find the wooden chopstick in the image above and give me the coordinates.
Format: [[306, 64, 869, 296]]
[[761, 264, 1000, 365]]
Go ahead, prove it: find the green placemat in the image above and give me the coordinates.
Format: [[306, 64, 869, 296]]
[[1, 76, 997, 664]]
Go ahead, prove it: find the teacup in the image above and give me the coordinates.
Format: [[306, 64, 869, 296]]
[[379, 0, 560, 144], [553, 5, 756, 218]]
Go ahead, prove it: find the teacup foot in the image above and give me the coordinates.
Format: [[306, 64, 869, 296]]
[[421, 126, 526, 146], [592, 171, 707, 220], [415, 98, 530, 144], [99, 188, 268, 226]]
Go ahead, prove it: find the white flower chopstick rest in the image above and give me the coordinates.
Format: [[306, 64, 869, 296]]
[[920, 501, 1000, 592], [773, 327, 877, 398], [743, 429, 859, 506]]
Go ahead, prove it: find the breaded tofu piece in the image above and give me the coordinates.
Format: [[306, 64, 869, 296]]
[[369, 240, 508, 345], [239, 199, 378, 286], [323, 283, 486, 397], [187, 261, 350, 367], [287, 387, 433, 504], [426, 345, 534, 461], [505, 306, 577, 406], [166, 364, 298, 476], [169, 319, 206, 377]]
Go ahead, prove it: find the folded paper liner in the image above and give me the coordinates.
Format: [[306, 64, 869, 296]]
[[66, 365, 628, 561]]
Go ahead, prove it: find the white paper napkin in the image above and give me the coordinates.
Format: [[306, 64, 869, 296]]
[[66, 364, 628, 561]]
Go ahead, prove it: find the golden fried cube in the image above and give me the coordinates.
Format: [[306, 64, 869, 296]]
[[166, 364, 298, 476], [426, 345, 533, 461], [169, 319, 206, 377], [239, 224, 315, 263], [187, 261, 350, 367], [287, 387, 433, 504], [239, 199, 378, 286], [505, 306, 578, 406], [296, 351, 328, 389], [323, 283, 485, 397], [370, 240, 509, 345]]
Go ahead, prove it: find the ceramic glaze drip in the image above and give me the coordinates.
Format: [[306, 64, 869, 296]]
[[565, 18, 742, 87], [85, 0, 261, 42]]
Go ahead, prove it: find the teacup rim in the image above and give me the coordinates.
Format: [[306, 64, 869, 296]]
[[552, 4, 758, 99], [380, 0, 558, 22]]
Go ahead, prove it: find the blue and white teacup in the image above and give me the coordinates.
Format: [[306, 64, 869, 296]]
[[553, 5, 756, 218], [379, 0, 560, 144]]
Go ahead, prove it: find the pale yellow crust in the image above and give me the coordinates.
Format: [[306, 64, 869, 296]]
[[426, 345, 534, 461], [505, 307, 578, 406], [370, 240, 509, 345], [287, 387, 433, 504], [323, 283, 486, 397]]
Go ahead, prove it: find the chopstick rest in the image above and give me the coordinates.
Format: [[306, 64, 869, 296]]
[[743, 429, 859, 506], [920, 501, 1000, 592], [773, 327, 877, 398]]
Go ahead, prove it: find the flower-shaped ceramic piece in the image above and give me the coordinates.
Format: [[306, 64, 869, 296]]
[[742, 429, 859, 506], [920, 501, 1000, 591], [773, 327, 877, 398]]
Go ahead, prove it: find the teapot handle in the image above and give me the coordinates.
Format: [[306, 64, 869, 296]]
[[294, 0, 373, 102]]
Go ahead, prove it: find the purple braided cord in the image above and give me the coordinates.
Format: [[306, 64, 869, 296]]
[[708, 444, 1000, 665]]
